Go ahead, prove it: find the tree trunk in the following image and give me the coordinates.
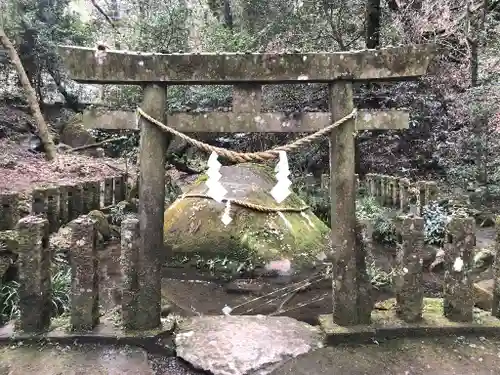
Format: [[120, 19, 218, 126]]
[[223, 0, 234, 29], [365, 0, 381, 49], [358, 0, 382, 177], [0, 27, 57, 160]]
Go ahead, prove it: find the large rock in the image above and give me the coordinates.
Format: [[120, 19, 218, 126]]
[[175, 315, 324, 375], [474, 279, 494, 311], [164, 163, 330, 275], [60, 119, 95, 148]]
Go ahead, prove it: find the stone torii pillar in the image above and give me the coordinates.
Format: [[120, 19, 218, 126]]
[[58, 44, 435, 327]]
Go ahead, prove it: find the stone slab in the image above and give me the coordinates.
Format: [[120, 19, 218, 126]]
[[58, 44, 435, 84], [175, 315, 324, 375], [80, 109, 409, 132]]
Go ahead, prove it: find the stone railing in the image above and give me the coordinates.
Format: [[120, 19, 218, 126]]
[[0, 174, 127, 233], [364, 173, 438, 214], [390, 215, 497, 323], [13, 212, 147, 332]]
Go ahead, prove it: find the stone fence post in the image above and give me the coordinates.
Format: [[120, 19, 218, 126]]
[[492, 216, 500, 318], [443, 216, 475, 322], [103, 177, 114, 206], [16, 216, 51, 332], [120, 215, 140, 330], [393, 215, 425, 322], [82, 180, 101, 213], [31, 186, 61, 233], [114, 174, 127, 203], [399, 178, 410, 213], [69, 215, 99, 331], [0, 193, 20, 230]]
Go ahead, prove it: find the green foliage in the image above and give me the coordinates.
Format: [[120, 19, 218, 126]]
[[294, 180, 330, 226], [199, 23, 256, 52], [0, 280, 19, 324], [366, 262, 394, 290], [356, 197, 397, 244], [0, 256, 71, 325], [422, 202, 448, 246]]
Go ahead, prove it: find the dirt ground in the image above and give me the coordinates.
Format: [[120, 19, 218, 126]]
[[270, 336, 500, 375], [0, 139, 132, 194]]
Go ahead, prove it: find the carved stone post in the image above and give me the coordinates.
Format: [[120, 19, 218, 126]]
[[46, 186, 60, 233], [0, 192, 20, 230], [103, 177, 114, 206], [394, 215, 424, 322], [443, 216, 475, 322], [492, 216, 500, 318], [120, 215, 140, 329], [16, 216, 51, 332], [69, 216, 99, 331], [137, 84, 172, 329], [399, 178, 410, 213], [114, 174, 127, 203], [328, 81, 370, 325]]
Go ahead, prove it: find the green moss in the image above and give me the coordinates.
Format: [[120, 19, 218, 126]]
[[194, 174, 208, 184], [0, 230, 19, 252], [320, 298, 500, 335], [164, 163, 329, 272]]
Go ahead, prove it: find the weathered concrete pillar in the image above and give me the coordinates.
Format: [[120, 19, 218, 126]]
[[32, 187, 48, 215], [46, 186, 60, 233], [394, 215, 425, 322], [374, 174, 382, 203], [328, 81, 370, 325], [425, 181, 438, 205], [103, 177, 114, 206], [114, 174, 127, 203], [69, 216, 99, 331], [380, 175, 387, 206], [386, 177, 393, 206], [399, 178, 410, 213], [364, 173, 374, 197], [120, 216, 140, 329], [16, 216, 51, 332], [82, 180, 100, 212], [443, 216, 475, 322], [392, 177, 399, 208], [59, 183, 71, 225], [492, 216, 500, 318], [415, 181, 426, 215], [70, 183, 84, 220], [137, 85, 172, 329], [0, 192, 20, 230], [359, 219, 375, 265]]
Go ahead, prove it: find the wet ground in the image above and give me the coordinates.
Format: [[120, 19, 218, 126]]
[[0, 343, 206, 375], [96, 227, 497, 325], [3, 336, 500, 375], [270, 335, 500, 375]]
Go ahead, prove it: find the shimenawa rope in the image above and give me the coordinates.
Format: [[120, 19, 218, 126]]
[[136, 106, 357, 212], [181, 193, 309, 212], [135, 107, 357, 163]]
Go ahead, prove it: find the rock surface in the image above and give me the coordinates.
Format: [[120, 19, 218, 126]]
[[474, 278, 494, 311], [174, 315, 324, 375], [164, 163, 330, 275]]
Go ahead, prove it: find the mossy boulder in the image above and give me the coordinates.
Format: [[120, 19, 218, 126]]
[[164, 163, 330, 276], [60, 120, 95, 148]]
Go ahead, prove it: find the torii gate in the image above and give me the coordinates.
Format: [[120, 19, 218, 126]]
[[57, 44, 435, 329]]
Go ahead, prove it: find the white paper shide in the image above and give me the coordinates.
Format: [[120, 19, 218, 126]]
[[271, 151, 292, 203], [205, 151, 227, 203]]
